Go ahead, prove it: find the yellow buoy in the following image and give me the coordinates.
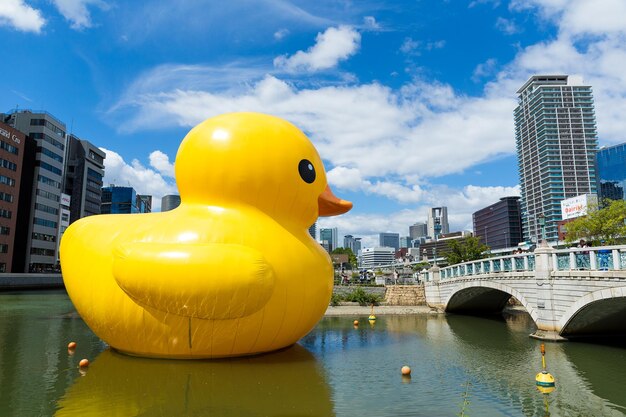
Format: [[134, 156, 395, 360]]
[[368, 314, 376, 321], [535, 343, 555, 390]]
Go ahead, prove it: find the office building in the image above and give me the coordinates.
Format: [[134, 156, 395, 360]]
[[515, 75, 598, 242], [161, 194, 181, 212], [137, 195, 152, 213], [473, 196, 523, 250], [101, 186, 138, 214], [308, 222, 316, 240], [409, 222, 427, 240], [63, 134, 106, 223], [320, 227, 338, 252], [343, 234, 361, 255], [399, 236, 411, 248], [3, 110, 67, 272], [596, 143, 626, 201], [379, 232, 400, 251], [0, 122, 26, 272], [359, 247, 394, 269], [427, 207, 449, 239]]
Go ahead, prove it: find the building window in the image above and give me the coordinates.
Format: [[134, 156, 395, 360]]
[[37, 160, 63, 176], [0, 158, 17, 171], [0, 226, 9, 235], [30, 132, 65, 151], [0, 140, 19, 155], [37, 175, 61, 189], [32, 232, 56, 242], [0, 192, 13, 203], [35, 203, 59, 215], [0, 244, 8, 253], [36, 189, 60, 202], [30, 247, 55, 256], [0, 175, 15, 187], [0, 209, 11, 219], [34, 217, 57, 228], [36, 147, 63, 163]]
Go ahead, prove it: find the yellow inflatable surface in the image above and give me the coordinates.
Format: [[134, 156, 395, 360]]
[[60, 112, 352, 358]]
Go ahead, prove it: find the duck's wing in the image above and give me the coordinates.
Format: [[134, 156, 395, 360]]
[[112, 242, 275, 320]]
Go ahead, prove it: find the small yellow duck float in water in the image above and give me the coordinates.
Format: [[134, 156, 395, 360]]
[[60, 112, 352, 358]]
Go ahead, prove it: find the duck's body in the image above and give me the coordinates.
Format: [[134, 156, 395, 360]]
[[61, 113, 351, 358]]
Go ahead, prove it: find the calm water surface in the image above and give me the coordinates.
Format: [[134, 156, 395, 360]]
[[0, 290, 624, 416]]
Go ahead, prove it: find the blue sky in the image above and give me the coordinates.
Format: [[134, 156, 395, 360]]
[[2, 0, 626, 247]]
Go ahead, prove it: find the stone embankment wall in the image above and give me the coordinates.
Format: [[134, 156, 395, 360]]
[[332, 286, 386, 299], [384, 285, 426, 306]]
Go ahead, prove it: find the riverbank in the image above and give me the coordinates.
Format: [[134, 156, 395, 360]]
[[324, 304, 438, 316]]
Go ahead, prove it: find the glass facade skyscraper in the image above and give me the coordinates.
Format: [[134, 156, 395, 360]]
[[514, 75, 598, 242], [596, 143, 626, 201], [101, 186, 138, 214]]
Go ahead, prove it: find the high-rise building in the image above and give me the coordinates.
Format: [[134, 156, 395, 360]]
[[308, 223, 316, 240], [137, 195, 152, 213], [378, 232, 399, 251], [3, 110, 67, 272], [359, 247, 394, 268], [343, 234, 362, 255], [63, 134, 105, 223], [319, 227, 338, 252], [472, 196, 523, 250], [0, 122, 26, 272], [409, 222, 427, 240], [101, 186, 138, 214], [596, 143, 626, 201], [427, 207, 449, 239], [161, 194, 181, 212], [514, 75, 598, 242], [399, 236, 411, 248]]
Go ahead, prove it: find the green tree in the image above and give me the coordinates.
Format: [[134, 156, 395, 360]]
[[564, 199, 626, 245], [444, 237, 489, 265], [331, 247, 357, 268]]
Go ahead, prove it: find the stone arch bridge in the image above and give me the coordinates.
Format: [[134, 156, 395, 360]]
[[424, 243, 626, 340]]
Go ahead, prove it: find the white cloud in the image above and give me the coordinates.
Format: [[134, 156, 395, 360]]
[[51, 0, 108, 30], [362, 16, 380, 30], [495, 17, 520, 35], [101, 148, 178, 211], [472, 58, 498, 82], [148, 150, 175, 178], [274, 25, 361, 72], [0, 0, 45, 33], [274, 28, 289, 40]]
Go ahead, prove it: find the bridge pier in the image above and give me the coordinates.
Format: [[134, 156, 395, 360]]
[[532, 241, 562, 338]]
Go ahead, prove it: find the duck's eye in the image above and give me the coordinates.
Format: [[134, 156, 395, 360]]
[[298, 159, 316, 184]]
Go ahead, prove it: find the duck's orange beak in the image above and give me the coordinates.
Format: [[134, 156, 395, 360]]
[[318, 185, 352, 217]]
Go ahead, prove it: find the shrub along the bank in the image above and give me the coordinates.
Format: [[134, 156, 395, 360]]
[[331, 287, 382, 306]]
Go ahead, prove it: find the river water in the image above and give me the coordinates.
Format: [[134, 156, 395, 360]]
[[0, 290, 624, 416]]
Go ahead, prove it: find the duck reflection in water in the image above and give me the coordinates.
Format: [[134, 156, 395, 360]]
[[55, 344, 334, 417]]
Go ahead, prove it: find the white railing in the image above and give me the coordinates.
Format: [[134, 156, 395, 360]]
[[433, 245, 626, 281]]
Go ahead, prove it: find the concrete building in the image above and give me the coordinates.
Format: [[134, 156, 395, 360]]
[[0, 122, 26, 272], [3, 110, 67, 272], [101, 186, 138, 214], [399, 236, 411, 248], [320, 227, 338, 252], [379, 232, 400, 251], [514, 75, 598, 242], [343, 234, 361, 255], [409, 222, 427, 240], [161, 194, 181, 212], [420, 231, 473, 265], [596, 143, 626, 201], [472, 196, 523, 250], [137, 194, 152, 213], [427, 207, 449, 239], [359, 247, 394, 269], [63, 134, 105, 223]]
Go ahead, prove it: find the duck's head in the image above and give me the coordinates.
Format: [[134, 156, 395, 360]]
[[175, 112, 352, 227]]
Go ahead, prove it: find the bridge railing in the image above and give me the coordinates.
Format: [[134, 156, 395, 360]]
[[436, 245, 626, 280]]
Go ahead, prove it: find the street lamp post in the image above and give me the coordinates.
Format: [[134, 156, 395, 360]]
[[537, 213, 546, 244]]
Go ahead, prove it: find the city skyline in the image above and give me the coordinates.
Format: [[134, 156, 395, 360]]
[[2, 1, 626, 247]]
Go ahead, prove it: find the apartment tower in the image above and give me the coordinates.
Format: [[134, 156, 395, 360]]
[[514, 75, 598, 242]]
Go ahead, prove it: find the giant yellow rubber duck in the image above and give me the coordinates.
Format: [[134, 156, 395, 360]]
[[60, 112, 352, 358]]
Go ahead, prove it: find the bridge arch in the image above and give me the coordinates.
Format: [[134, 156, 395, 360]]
[[557, 287, 626, 337], [444, 280, 538, 323]]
